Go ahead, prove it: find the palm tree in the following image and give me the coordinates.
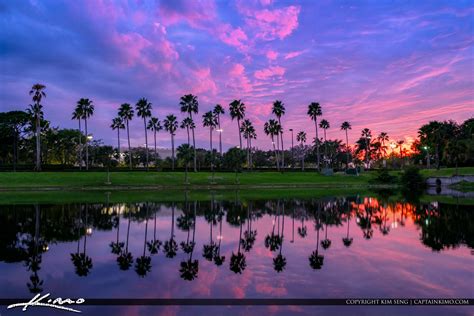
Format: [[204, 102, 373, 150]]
[[109, 206, 124, 255], [179, 203, 198, 281], [147, 117, 162, 168], [213, 104, 225, 156], [147, 206, 162, 254], [361, 128, 372, 168], [164, 203, 178, 258], [264, 119, 281, 170], [307, 102, 322, 171], [77, 98, 94, 170], [240, 119, 256, 169], [136, 98, 152, 170], [72, 105, 84, 170], [180, 117, 194, 146], [229, 99, 246, 149], [272, 100, 286, 168], [377, 132, 389, 158], [319, 119, 330, 167], [164, 114, 178, 170], [180, 94, 199, 172], [111, 117, 125, 164], [118, 103, 134, 169], [296, 131, 306, 171], [340, 121, 352, 170], [203, 111, 218, 174], [29, 84, 46, 171], [397, 140, 405, 167]]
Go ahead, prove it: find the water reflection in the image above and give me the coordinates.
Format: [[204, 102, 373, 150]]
[[0, 193, 472, 294]]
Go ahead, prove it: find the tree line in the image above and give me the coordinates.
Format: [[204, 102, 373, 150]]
[[0, 83, 472, 171]]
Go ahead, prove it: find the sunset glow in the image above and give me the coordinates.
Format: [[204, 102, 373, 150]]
[[1, 0, 473, 150]]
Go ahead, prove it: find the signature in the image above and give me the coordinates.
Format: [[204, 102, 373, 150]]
[[7, 293, 85, 313]]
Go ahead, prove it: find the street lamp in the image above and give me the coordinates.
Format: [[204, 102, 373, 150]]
[[87, 134, 93, 141], [289, 128, 294, 169], [423, 146, 430, 169]]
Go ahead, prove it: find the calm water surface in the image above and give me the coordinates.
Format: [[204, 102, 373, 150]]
[[0, 192, 472, 315]]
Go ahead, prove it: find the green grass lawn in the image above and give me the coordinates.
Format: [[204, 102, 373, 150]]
[[420, 167, 474, 177], [0, 167, 471, 191], [0, 171, 373, 189]]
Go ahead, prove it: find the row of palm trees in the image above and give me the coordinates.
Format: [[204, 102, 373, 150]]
[[29, 83, 402, 171]]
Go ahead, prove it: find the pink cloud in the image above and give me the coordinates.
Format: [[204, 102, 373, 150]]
[[217, 25, 248, 50], [284, 50, 306, 59], [254, 66, 285, 80], [266, 50, 278, 60], [238, 3, 301, 40], [186, 67, 218, 95], [227, 63, 253, 93], [158, 0, 217, 27]]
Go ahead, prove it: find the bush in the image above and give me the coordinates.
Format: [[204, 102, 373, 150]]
[[371, 168, 396, 184], [400, 166, 426, 189]]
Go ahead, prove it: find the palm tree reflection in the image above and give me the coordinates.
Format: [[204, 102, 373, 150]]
[[273, 202, 287, 272], [109, 205, 124, 255], [164, 203, 178, 258], [135, 204, 152, 277], [230, 217, 246, 274], [71, 204, 93, 277], [180, 201, 198, 281], [147, 207, 162, 255], [117, 209, 133, 270], [309, 202, 324, 270], [342, 201, 353, 247], [213, 204, 226, 266]]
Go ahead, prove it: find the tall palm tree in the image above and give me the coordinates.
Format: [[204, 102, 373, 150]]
[[180, 94, 199, 172], [72, 105, 84, 170], [307, 102, 322, 171], [296, 131, 306, 171], [202, 111, 218, 174], [377, 132, 389, 158], [229, 99, 246, 149], [135, 206, 152, 277], [164, 114, 178, 170], [180, 117, 194, 146], [213, 104, 225, 156], [118, 103, 134, 169], [78, 98, 94, 170], [136, 98, 152, 170], [29, 84, 46, 171], [147, 117, 162, 168], [361, 128, 372, 167], [319, 119, 330, 167], [340, 121, 352, 170], [272, 100, 286, 168], [264, 119, 281, 170], [240, 119, 255, 169], [397, 140, 405, 167], [111, 117, 125, 165]]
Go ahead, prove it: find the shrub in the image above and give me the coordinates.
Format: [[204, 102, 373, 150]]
[[371, 168, 396, 184], [400, 166, 426, 189]]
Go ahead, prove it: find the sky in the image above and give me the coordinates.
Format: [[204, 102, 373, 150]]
[[0, 0, 473, 151]]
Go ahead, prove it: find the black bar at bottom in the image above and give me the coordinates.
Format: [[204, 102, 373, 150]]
[[1, 298, 473, 306]]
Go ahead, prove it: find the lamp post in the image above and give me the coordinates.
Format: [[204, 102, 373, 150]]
[[423, 146, 430, 169], [289, 128, 294, 169]]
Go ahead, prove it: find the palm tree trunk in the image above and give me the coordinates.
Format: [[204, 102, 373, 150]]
[[246, 138, 250, 169], [190, 113, 197, 172], [35, 115, 41, 171], [127, 120, 132, 170], [278, 118, 284, 169], [210, 127, 214, 174], [171, 134, 175, 170], [272, 136, 278, 170], [144, 118, 149, 171], [13, 127, 17, 172], [85, 118, 89, 170], [154, 130, 157, 168], [276, 134, 280, 170], [116, 129, 121, 156], [218, 115, 222, 156], [249, 138, 253, 169], [237, 118, 242, 149], [345, 130, 349, 170], [314, 120, 319, 171], [324, 130, 327, 168], [78, 119, 82, 170]]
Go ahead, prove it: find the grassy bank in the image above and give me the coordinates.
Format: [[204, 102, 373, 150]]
[[0, 167, 471, 191], [0, 171, 374, 190]]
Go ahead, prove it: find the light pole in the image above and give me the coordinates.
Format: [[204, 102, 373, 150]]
[[423, 146, 430, 169], [289, 128, 294, 169], [365, 136, 371, 169], [390, 143, 396, 169]]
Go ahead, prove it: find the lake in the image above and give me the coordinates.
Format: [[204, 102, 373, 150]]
[[0, 190, 472, 315]]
